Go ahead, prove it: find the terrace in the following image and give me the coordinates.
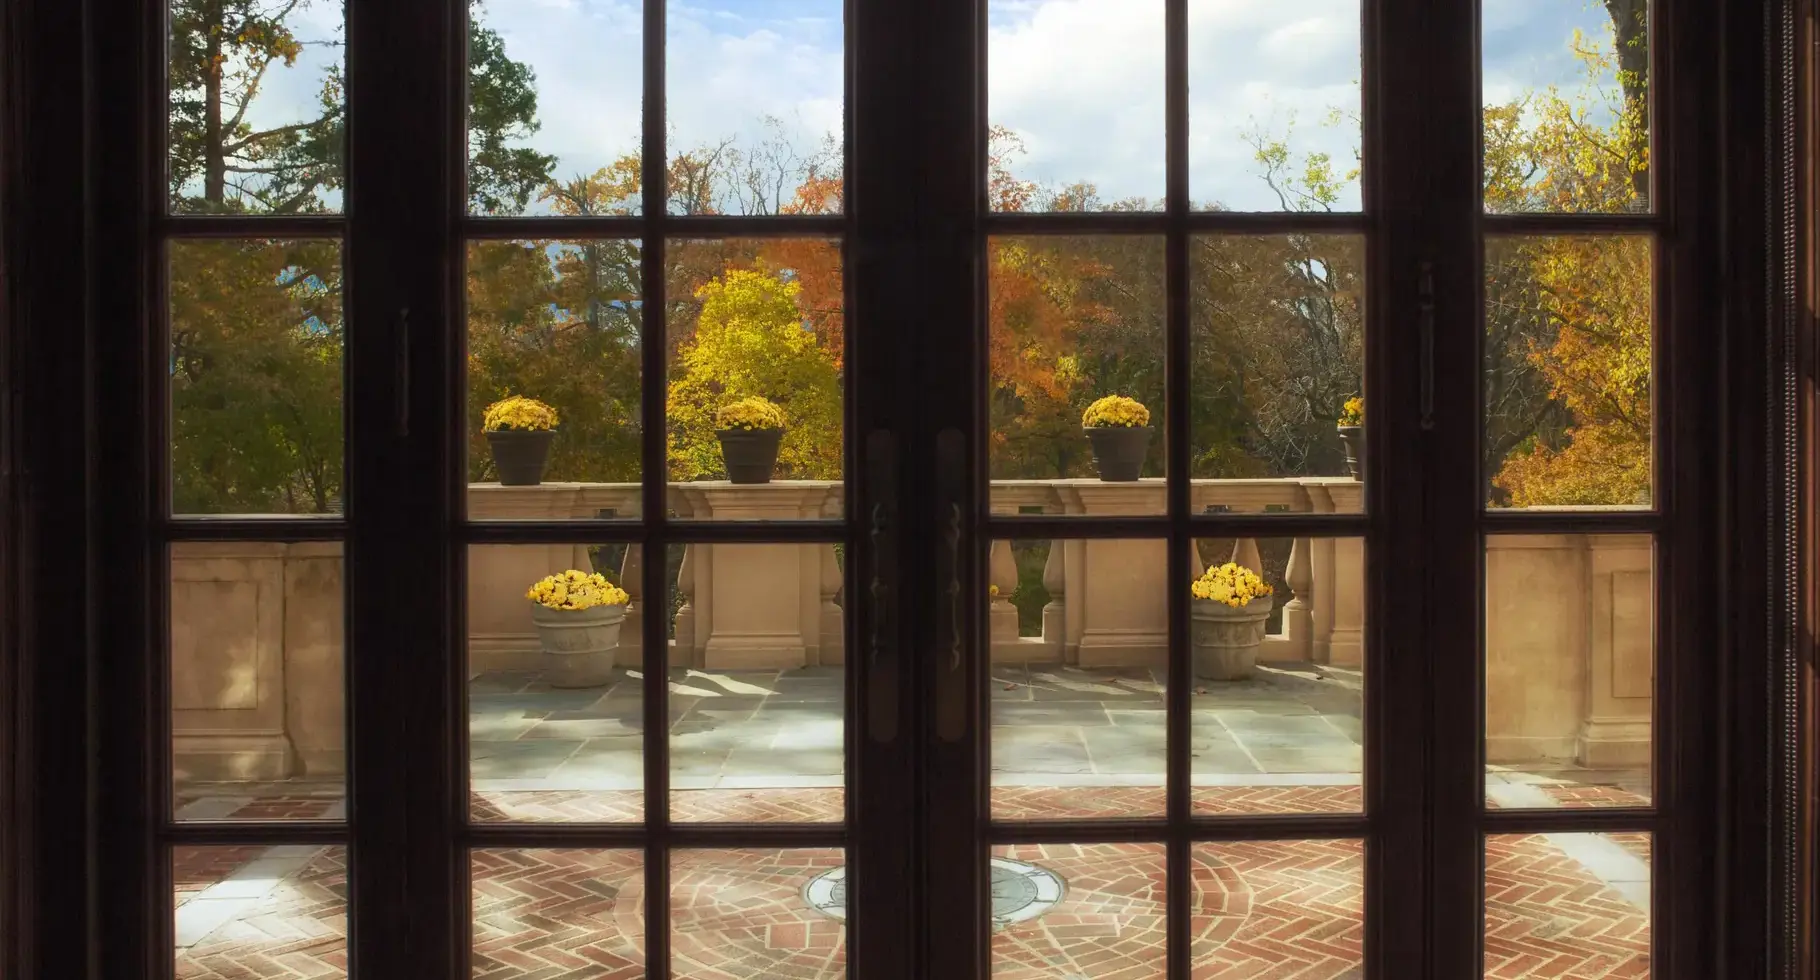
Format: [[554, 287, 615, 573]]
[[167, 478, 1652, 978]]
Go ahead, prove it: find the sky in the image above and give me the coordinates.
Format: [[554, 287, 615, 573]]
[[238, 0, 1627, 215]]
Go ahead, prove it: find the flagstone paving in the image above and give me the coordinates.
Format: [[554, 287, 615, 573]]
[[170, 666, 1655, 979]]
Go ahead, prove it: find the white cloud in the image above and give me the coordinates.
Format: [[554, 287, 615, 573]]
[[216, 0, 1612, 216]]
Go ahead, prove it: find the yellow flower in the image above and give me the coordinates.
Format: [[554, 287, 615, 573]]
[[526, 570, 630, 610], [1190, 562, 1273, 607], [1082, 394, 1151, 429], [484, 395, 559, 432], [716, 396, 787, 432], [1337, 396, 1364, 427], [988, 584, 1000, 597]]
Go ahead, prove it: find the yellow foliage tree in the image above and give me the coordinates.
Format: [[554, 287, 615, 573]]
[[1486, 24, 1653, 507], [667, 268, 842, 481]]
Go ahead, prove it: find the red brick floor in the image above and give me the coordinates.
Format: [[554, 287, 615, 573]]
[[174, 847, 348, 980], [470, 784, 1373, 824], [1485, 835, 1651, 979], [173, 792, 1650, 980]]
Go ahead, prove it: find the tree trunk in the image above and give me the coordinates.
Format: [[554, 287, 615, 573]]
[[1603, 0, 1649, 201], [203, 0, 226, 204]]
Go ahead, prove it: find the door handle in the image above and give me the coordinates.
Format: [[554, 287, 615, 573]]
[[865, 430, 899, 744], [934, 428, 968, 743]]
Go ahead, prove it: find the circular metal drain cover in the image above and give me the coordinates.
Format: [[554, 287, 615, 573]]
[[803, 858, 1064, 928]]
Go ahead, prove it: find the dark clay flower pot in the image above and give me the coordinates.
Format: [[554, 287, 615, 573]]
[[1084, 426, 1153, 482], [717, 428, 784, 484], [487, 429, 555, 486], [1336, 425, 1364, 480]]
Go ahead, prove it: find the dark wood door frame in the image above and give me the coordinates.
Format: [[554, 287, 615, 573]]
[[0, 1, 1805, 980]]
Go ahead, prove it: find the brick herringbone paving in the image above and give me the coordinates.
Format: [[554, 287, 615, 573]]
[[471, 849, 644, 980], [991, 843, 1173, 978], [1484, 835, 1651, 979], [1192, 784, 1363, 816], [175, 847, 348, 980], [1191, 838, 1365, 979], [470, 784, 1366, 824], [169, 814, 1649, 980], [1606, 833, 1652, 866], [659, 848, 848, 980], [1541, 785, 1651, 809], [221, 797, 340, 821], [174, 846, 265, 904]]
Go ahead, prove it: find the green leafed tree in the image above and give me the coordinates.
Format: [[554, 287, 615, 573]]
[[169, 0, 555, 512], [168, 0, 552, 213]]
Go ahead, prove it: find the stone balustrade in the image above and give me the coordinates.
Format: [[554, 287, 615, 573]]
[[169, 480, 1653, 780]]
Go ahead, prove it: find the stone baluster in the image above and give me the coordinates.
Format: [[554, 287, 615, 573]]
[[1229, 538, 1267, 646], [618, 545, 644, 665], [1040, 539, 1067, 659], [1279, 536, 1314, 659], [673, 543, 696, 669], [989, 538, 1021, 657], [1231, 537, 1263, 575], [819, 542, 845, 664]]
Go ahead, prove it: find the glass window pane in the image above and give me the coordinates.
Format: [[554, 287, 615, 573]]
[[992, 843, 1165, 977], [469, 544, 645, 823], [989, 538, 1166, 820], [170, 239, 343, 517], [1484, 234, 1653, 509], [1192, 536, 1364, 815], [667, 237, 845, 516], [465, 238, 644, 519], [673, 848, 846, 979], [1193, 839, 1364, 976], [174, 845, 347, 975], [986, 535, 1364, 820], [670, 542, 844, 824], [987, 235, 1165, 517], [1191, 233, 1367, 491], [1483, 0, 1652, 214], [1485, 534, 1654, 808], [472, 849, 644, 976], [667, 0, 844, 215], [466, 0, 637, 216], [168, 0, 345, 213], [1485, 833, 1652, 977], [1189, 1, 1363, 213], [173, 542, 346, 820], [987, 1, 1164, 211]]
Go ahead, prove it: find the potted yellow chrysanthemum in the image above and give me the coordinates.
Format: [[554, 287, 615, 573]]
[[1081, 395, 1153, 482], [1336, 396, 1363, 480], [526, 569, 631, 688], [483, 395, 559, 486], [1190, 561, 1275, 680], [715, 396, 787, 484]]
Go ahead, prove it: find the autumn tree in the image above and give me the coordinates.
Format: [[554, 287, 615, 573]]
[[170, 239, 343, 513], [170, 0, 554, 513], [1485, 23, 1652, 506], [666, 269, 842, 481]]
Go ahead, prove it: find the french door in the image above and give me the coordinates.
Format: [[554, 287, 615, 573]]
[[73, 0, 1753, 977]]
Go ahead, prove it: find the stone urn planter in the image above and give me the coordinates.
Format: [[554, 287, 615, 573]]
[[530, 602, 626, 688], [717, 428, 784, 484], [483, 396, 560, 486], [1336, 425, 1363, 480], [1084, 426, 1153, 482], [487, 429, 555, 486], [1192, 595, 1273, 680]]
